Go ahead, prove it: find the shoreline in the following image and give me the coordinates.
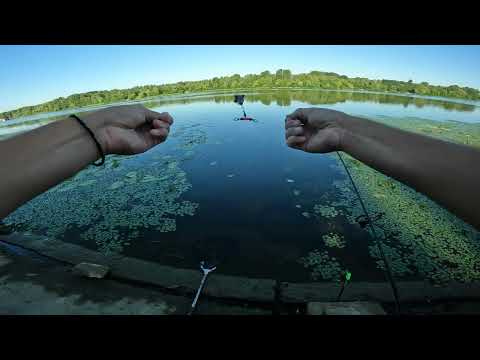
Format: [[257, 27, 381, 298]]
[[2, 88, 479, 126]]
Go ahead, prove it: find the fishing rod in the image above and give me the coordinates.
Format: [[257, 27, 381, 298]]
[[336, 151, 401, 314], [187, 260, 217, 315], [336, 270, 352, 301]]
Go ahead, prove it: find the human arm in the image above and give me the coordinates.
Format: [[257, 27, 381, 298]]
[[285, 108, 480, 230], [0, 105, 173, 219]]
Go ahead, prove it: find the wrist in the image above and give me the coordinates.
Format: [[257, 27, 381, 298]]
[[333, 113, 354, 152], [336, 113, 369, 154], [82, 112, 111, 155]]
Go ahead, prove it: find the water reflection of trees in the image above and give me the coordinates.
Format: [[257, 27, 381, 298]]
[[143, 90, 475, 112]]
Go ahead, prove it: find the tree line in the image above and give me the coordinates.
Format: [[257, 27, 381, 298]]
[[2, 69, 479, 119]]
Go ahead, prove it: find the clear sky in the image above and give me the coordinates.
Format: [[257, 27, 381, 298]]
[[1, 45, 479, 112]]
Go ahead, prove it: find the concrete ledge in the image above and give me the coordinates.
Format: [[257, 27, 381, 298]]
[[3, 232, 480, 304], [307, 301, 386, 315], [0, 233, 275, 302], [284, 279, 480, 303]]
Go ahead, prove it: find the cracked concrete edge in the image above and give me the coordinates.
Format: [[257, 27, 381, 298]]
[[3, 232, 480, 304], [0, 233, 276, 302]]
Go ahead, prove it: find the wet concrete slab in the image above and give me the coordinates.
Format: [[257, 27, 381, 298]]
[[1, 233, 276, 302], [307, 301, 386, 315], [0, 242, 270, 315], [4, 232, 480, 314]]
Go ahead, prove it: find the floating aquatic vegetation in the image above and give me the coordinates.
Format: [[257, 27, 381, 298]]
[[173, 124, 208, 150], [325, 117, 480, 284], [5, 132, 203, 257], [78, 180, 97, 187], [322, 232, 346, 249], [141, 175, 159, 183], [157, 218, 177, 232], [109, 181, 124, 190], [372, 115, 480, 148], [110, 159, 121, 169], [368, 242, 414, 278], [331, 160, 480, 283], [299, 250, 344, 282], [314, 204, 341, 219]]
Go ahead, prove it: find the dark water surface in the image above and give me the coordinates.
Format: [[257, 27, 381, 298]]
[[6, 90, 480, 284]]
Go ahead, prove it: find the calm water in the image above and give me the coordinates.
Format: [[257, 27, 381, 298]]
[[5, 90, 480, 284]]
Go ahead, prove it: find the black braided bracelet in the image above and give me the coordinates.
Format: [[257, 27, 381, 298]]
[[69, 114, 105, 166]]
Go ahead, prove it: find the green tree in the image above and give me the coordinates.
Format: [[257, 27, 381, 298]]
[[3, 69, 479, 119]]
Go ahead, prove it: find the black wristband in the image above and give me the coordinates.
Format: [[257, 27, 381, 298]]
[[70, 114, 105, 166]]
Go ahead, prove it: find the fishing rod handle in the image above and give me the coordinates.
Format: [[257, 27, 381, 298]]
[[188, 273, 208, 315]]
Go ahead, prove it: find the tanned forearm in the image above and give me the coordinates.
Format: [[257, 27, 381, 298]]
[[0, 116, 104, 219], [0, 105, 173, 220], [339, 115, 480, 230]]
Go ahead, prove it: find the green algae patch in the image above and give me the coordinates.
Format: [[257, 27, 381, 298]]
[[322, 232, 346, 249], [109, 181, 124, 190], [5, 124, 206, 256], [298, 116, 480, 284], [323, 116, 480, 284], [330, 155, 480, 284], [299, 250, 344, 282], [314, 205, 341, 219], [371, 115, 480, 148]]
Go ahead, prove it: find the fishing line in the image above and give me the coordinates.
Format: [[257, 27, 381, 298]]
[[233, 94, 256, 121], [336, 151, 401, 314]]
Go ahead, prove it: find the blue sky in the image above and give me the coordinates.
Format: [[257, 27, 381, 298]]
[[1, 45, 479, 112]]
